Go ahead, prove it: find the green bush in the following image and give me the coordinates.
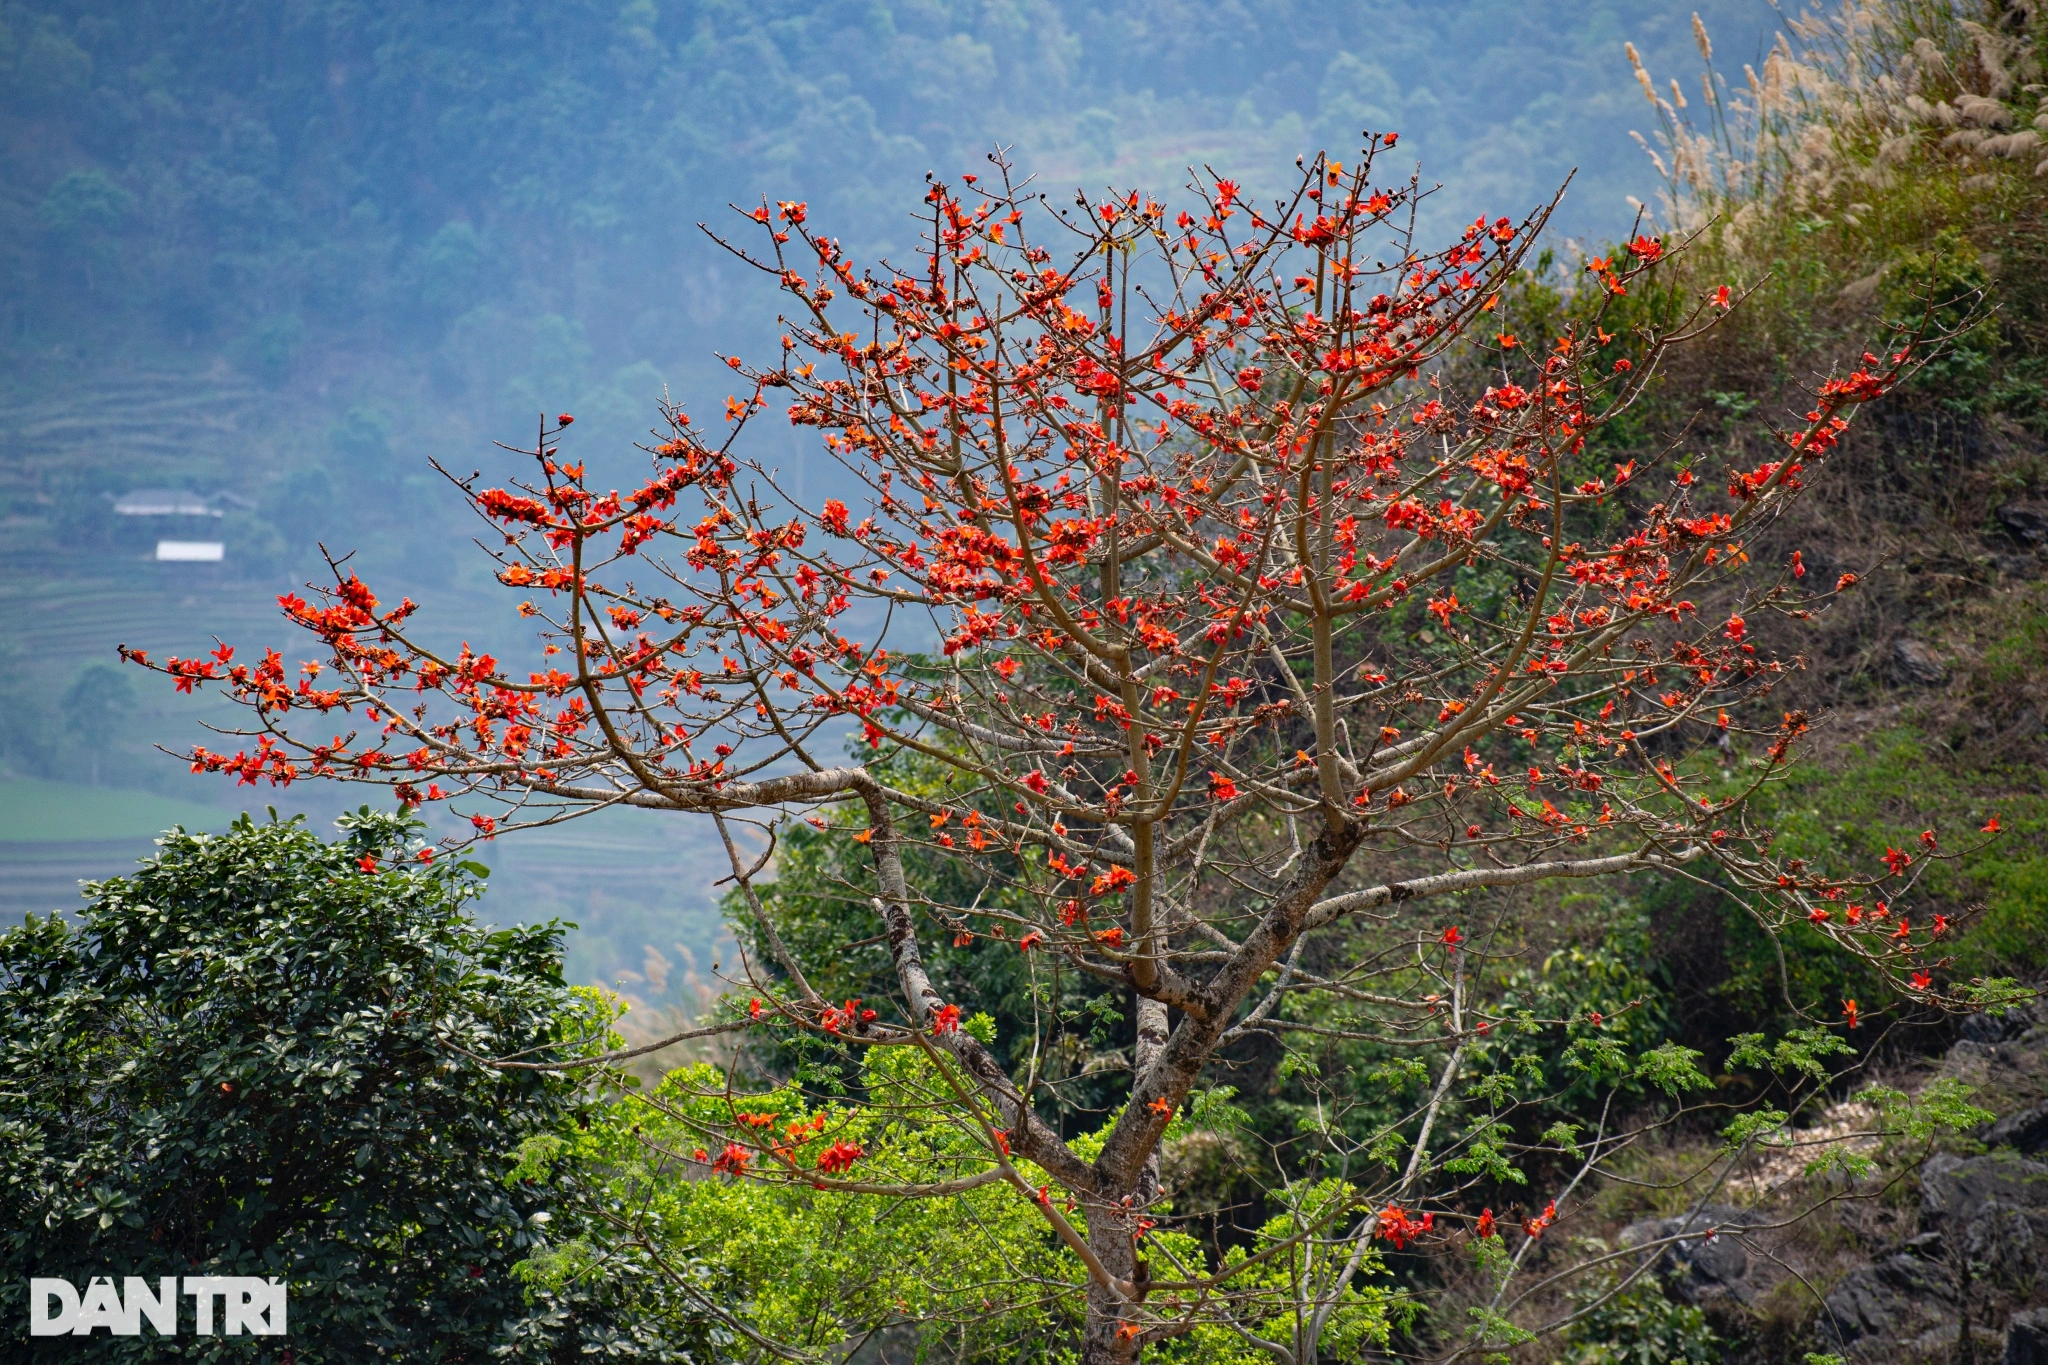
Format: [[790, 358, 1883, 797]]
[[0, 809, 715, 1361]]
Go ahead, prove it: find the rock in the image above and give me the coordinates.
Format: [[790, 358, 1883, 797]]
[[1823, 1155, 2048, 1353], [1985, 1100, 2048, 1155], [2011, 1307, 2048, 1365], [1964, 1008, 2035, 1045], [1920, 1151, 2048, 1223], [1997, 553, 2041, 579], [1818, 1240, 1956, 1349], [1891, 637, 1950, 686], [1925, 1152, 2048, 1305], [1997, 503, 2048, 547], [1617, 1204, 1755, 1303]]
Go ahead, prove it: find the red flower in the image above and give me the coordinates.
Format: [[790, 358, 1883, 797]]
[[1475, 1209, 1496, 1239], [1377, 1205, 1431, 1249], [1440, 925, 1464, 950], [358, 855, 377, 874], [1842, 998, 1861, 1029], [556, 413, 574, 426], [1208, 773, 1239, 802], [1983, 815, 2002, 833], [1883, 847, 1912, 876], [932, 1002, 962, 1034], [1918, 828, 1938, 851], [712, 1143, 751, 1176], [816, 1141, 864, 1175], [1911, 971, 1933, 991]]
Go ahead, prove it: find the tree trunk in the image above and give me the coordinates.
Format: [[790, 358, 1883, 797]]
[[1078, 997, 1173, 1362], [1080, 1203, 1142, 1364]]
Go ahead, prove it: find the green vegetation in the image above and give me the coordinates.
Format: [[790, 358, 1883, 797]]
[[0, 809, 712, 1360]]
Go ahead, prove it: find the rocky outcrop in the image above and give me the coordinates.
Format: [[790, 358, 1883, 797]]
[[1982, 1099, 2048, 1156], [1813, 996, 2048, 1365], [1609, 996, 2048, 1364], [2009, 1307, 2048, 1365], [1617, 1203, 1760, 1307], [1816, 1231, 1958, 1351], [1814, 1152, 2048, 1356]]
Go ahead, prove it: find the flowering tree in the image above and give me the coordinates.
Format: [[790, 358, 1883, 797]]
[[131, 142, 1970, 1361]]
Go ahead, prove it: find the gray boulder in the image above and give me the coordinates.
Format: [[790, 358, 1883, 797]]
[[1984, 1100, 2048, 1155], [1997, 503, 2047, 547], [2010, 1307, 2048, 1365], [1617, 1203, 1756, 1304], [1821, 1154, 2048, 1355], [1891, 637, 1949, 686], [1818, 1234, 1956, 1349]]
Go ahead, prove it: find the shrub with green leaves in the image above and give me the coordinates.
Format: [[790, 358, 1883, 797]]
[[1559, 1262, 1718, 1365], [0, 809, 713, 1362]]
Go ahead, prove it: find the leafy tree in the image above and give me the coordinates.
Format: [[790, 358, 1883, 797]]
[[37, 168, 130, 293], [135, 142, 1976, 1362], [37, 168, 130, 233], [0, 809, 715, 1362], [61, 662, 133, 785]]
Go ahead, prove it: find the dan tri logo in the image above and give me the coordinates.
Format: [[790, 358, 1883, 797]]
[[28, 1277, 287, 1337]]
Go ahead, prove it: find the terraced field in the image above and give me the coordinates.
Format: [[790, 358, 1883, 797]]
[[0, 364, 736, 1002]]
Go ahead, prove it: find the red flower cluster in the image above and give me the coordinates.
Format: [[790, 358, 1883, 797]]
[[816, 1141, 865, 1175], [1377, 1205, 1436, 1250]]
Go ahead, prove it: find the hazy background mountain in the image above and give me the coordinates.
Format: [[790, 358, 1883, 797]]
[[0, 0, 1776, 1008]]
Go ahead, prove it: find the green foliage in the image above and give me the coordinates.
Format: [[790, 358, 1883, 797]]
[[1218, 1179, 1404, 1360], [1559, 1262, 1719, 1365], [723, 755, 1127, 1117], [1861, 1076, 1996, 1146], [1883, 228, 1997, 406], [1634, 1043, 1711, 1097], [1721, 1109, 1791, 1150], [1726, 1027, 1854, 1085], [0, 809, 707, 1361], [37, 168, 130, 233], [1479, 913, 1680, 1114], [533, 1051, 1094, 1362], [1696, 727, 2048, 1022]]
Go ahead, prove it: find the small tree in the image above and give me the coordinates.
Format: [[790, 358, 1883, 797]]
[[132, 143, 1978, 1361], [62, 662, 134, 785]]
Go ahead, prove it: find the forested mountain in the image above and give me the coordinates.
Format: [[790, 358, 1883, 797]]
[[4, 0, 1753, 408]]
